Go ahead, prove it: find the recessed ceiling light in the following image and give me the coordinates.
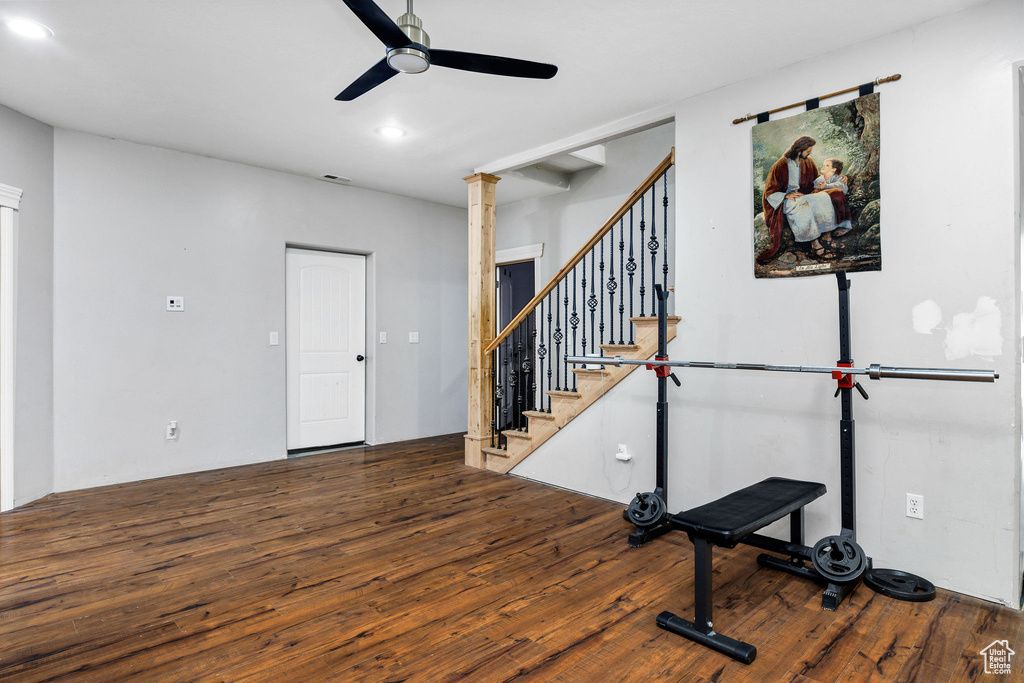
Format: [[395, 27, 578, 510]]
[[5, 18, 53, 39], [378, 126, 406, 139]]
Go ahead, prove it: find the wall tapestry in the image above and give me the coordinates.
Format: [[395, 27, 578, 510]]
[[753, 92, 881, 279]]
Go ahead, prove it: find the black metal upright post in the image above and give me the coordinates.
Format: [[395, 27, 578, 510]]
[[836, 271, 856, 537], [822, 270, 866, 610], [655, 284, 670, 500], [626, 283, 676, 548]]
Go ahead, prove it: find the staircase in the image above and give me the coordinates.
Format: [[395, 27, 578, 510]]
[[468, 149, 676, 474], [481, 315, 680, 473]]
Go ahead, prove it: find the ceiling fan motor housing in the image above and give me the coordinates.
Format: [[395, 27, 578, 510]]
[[387, 11, 430, 73]]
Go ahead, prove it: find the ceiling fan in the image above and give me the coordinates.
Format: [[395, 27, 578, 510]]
[[336, 0, 558, 101]]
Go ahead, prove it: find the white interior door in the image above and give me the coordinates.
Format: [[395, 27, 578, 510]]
[[286, 249, 366, 449]]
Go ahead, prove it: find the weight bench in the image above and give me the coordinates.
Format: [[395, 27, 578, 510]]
[[657, 476, 826, 664]]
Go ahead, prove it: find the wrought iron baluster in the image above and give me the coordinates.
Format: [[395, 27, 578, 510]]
[[570, 265, 579, 391], [580, 254, 587, 366], [546, 293, 553, 411], [490, 345, 497, 448], [649, 186, 659, 316], [520, 323, 528, 430], [599, 236, 605, 345], [663, 172, 670, 295], [553, 282, 562, 392], [529, 313, 537, 413], [537, 298, 546, 414], [639, 195, 646, 316], [618, 217, 625, 344], [563, 276, 570, 391], [501, 338, 509, 446], [607, 229, 617, 345], [589, 247, 597, 354], [627, 206, 636, 343]]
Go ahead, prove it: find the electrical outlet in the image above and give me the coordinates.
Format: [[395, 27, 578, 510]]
[[166, 420, 178, 441], [615, 444, 631, 461], [906, 493, 924, 519]]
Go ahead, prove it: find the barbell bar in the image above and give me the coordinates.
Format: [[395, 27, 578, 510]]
[[564, 356, 998, 383]]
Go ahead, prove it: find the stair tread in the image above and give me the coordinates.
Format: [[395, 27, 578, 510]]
[[523, 410, 555, 421], [501, 429, 530, 440], [600, 344, 641, 353], [482, 446, 509, 458], [572, 367, 608, 376], [547, 390, 582, 399], [631, 315, 682, 324]]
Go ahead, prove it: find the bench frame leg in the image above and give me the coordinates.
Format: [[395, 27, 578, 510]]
[[656, 537, 757, 664]]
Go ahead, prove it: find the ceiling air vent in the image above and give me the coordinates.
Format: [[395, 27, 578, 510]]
[[320, 174, 352, 185]]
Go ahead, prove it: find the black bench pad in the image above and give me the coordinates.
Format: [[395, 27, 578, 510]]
[[668, 477, 826, 547]]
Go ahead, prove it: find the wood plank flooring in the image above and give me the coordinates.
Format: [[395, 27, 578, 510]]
[[0, 433, 1020, 681]]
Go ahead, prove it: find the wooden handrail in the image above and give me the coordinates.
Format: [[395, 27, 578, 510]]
[[485, 148, 675, 355]]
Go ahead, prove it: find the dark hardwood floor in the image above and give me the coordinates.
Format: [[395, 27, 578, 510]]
[[0, 433, 1020, 681]]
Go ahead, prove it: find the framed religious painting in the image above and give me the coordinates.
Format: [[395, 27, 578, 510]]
[[752, 92, 881, 278]]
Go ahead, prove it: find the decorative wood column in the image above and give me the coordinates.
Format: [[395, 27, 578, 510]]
[[464, 172, 499, 469]]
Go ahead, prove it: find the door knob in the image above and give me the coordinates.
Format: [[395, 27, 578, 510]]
[[356, 355, 365, 362]]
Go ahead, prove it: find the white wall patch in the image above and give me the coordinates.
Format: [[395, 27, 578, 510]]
[[943, 297, 1002, 361], [912, 300, 942, 334]]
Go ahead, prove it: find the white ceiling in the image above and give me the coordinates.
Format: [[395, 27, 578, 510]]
[[0, 0, 989, 207]]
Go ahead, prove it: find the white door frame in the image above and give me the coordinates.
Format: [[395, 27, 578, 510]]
[[0, 184, 21, 512], [496, 242, 543, 329]]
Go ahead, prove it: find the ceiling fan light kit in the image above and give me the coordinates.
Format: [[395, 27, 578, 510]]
[[337, 0, 557, 101]]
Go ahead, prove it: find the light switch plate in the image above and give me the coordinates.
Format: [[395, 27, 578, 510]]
[[409, 331, 419, 343], [269, 331, 279, 346], [166, 296, 184, 312]]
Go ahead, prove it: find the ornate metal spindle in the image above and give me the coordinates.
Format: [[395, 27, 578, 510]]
[[529, 313, 537, 413], [537, 299, 546, 414], [563, 274, 570, 391], [627, 206, 636, 343], [553, 282, 562, 391], [546, 293, 553, 411], [570, 265, 580, 391], [618, 217, 625, 344], [663, 172, 670, 295], [501, 338, 509, 445], [599, 236, 605, 345], [515, 323, 524, 430], [607, 229, 617, 346], [589, 247, 597, 353], [490, 345, 497, 448], [639, 195, 646, 316], [649, 186, 659, 316], [580, 254, 587, 365]]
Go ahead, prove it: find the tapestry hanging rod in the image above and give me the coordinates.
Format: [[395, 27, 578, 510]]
[[732, 74, 901, 125]]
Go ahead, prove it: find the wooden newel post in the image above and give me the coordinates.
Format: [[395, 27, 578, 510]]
[[464, 172, 499, 469]]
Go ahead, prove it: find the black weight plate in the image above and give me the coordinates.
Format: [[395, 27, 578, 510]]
[[626, 492, 666, 529], [863, 568, 936, 602], [811, 535, 867, 584]]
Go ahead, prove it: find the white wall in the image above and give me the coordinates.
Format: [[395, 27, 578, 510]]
[[53, 130, 466, 491], [510, 0, 1024, 605], [0, 104, 55, 507]]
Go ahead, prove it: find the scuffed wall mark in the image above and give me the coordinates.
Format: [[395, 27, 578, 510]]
[[943, 297, 1003, 361], [912, 300, 942, 334]]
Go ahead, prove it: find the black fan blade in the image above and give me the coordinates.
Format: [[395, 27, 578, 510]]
[[340, 0, 411, 48], [336, 58, 398, 101], [431, 50, 557, 79]]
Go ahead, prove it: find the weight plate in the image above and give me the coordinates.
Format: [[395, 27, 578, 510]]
[[811, 535, 867, 584], [863, 568, 936, 602], [626, 492, 666, 529]]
